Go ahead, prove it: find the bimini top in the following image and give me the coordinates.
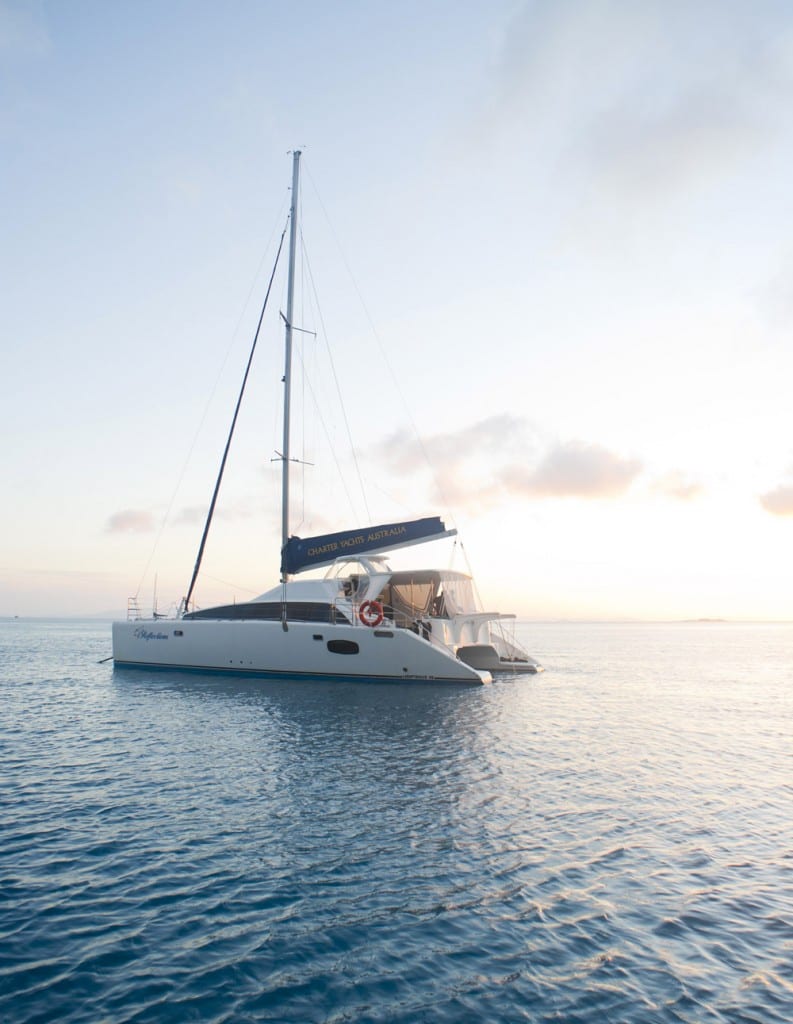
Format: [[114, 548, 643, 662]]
[[281, 516, 456, 574]]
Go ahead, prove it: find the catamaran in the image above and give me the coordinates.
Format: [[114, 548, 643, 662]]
[[112, 152, 542, 684]]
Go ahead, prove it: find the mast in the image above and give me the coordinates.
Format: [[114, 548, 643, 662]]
[[281, 149, 301, 582]]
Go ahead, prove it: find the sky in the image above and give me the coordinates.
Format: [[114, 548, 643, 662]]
[[2, 0, 793, 620]]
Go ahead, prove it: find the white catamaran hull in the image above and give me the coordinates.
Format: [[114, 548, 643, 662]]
[[112, 618, 491, 685]]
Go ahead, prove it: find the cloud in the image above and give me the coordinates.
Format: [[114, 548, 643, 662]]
[[105, 495, 268, 539], [176, 495, 269, 528], [499, 440, 641, 499], [579, 84, 766, 198], [0, 567, 117, 579], [378, 414, 527, 473], [758, 253, 793, 328], [217, 496, 267, 522], [478, 0, 791, 196], [174, 505, 207, 526], [376, 414, 532, 512], [652, 471, 704, 501], [105, 508, 157, 533], [759, 485, 793, 516], [377, 423, 641, 509]]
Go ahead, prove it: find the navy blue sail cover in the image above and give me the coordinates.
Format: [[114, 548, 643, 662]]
[[281, 516, 455, 574]]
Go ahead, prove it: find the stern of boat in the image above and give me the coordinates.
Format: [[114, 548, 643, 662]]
[[457, 643, 543, 675]]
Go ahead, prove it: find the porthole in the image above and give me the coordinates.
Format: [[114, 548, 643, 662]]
[[327, 639, 359, 655]]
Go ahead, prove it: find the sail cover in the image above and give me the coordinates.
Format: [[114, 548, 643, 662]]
[[281, 516, 456, 574]]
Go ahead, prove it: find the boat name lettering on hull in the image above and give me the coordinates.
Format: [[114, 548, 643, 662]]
[[134, 628, 169, 641]]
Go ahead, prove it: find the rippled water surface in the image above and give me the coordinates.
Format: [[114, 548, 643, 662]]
[[2, 619, 792, 1023]]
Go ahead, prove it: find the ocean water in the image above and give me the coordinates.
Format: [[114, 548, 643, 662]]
[[1, 619, 791, 1024]]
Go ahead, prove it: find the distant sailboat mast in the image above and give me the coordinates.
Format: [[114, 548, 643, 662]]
[[281, 149, 301, 583]]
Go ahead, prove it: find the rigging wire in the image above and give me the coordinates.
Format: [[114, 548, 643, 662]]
[[301, 164, 496, 609], [199, 573, 260, 597], [458, 539, 486, 613], [303, 164, 455, 528], [299, 227, 371, 525], [292, 338, 361, 526], [183, 221, 289, 610], [133, 196, 289, 604]]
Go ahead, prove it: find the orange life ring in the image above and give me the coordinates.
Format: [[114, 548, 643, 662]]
[[359, 600, 384, 628]]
